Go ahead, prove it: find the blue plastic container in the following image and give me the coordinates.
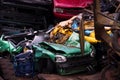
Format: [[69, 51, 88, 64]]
[[14, 51, 34, 77]]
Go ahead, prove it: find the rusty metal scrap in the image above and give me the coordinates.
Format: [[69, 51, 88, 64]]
[[93, 0, 120, 57], [93, 0, 120, 79], [50, 25, 73, 44], [94, 0, 112, 47], [49, 14, 94, 44], [78, 13, 85, 56]]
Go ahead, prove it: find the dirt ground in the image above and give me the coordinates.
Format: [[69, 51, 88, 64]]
[[37, 70, 115, 80], [38, 73, 101, 80]]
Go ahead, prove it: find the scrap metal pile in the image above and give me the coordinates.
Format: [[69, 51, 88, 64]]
[[0, 0, 120, 80], [0, 13, 110, 80]]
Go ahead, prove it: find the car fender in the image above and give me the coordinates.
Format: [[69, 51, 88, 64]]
[[33, 45, 55, 61]]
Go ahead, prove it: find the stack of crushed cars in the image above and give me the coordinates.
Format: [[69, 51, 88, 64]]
[[0, 14, 111, 79], [33, 14, 111, 75]]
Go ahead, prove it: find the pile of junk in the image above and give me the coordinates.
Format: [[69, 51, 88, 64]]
[[0, 0, 120, 80], [0, 13, 112, 80]]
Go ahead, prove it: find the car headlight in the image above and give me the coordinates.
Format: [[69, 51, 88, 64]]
[[90, 50, 95, 57], [55, 55, 67, 63], [54, 7, 64, 13]]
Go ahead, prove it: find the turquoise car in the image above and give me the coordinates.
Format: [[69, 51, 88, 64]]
[[0, 32, 97, 76], [33, 32, 97, 75]]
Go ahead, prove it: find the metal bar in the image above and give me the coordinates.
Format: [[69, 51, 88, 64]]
[[93, 0, 112, 47], [98, 12, 120, 24], [78, 14, 84, 56], [84, 9, 120, 26]]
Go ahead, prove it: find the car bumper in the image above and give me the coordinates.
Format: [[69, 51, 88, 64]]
[[54, 12, 76, 19], [56, 55, 97, 75]]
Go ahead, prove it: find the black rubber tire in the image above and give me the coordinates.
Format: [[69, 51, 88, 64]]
[[0, 58, 17, 80]]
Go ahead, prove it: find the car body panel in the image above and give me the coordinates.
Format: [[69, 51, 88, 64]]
[[53, 0, 93, 19], [33, 41, 96, 75], [54, 0, 93, 8], [0, 35, 23, 54], [33, 45, 55, 61]]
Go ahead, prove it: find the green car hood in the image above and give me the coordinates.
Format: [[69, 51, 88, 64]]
[[0, 40, 13, 53], [0, 35, 22, 54], [33, 32, 93, 60], [33, 41, 92, 61], [33, 45, 55, 61], [39, 41, 92, 55], [39, 32, 92, 55]]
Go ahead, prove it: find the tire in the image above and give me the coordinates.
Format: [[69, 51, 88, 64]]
[[0, 58, 17, 80]]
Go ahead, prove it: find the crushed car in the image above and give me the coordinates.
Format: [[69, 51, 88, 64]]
[[34, 33, 97, 75], [34, 15, 98, 75], [0, 15, 98, 78]]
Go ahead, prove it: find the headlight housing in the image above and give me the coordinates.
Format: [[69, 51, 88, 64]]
[[90, 50, 95, 57], [55, 55, 67, 63]]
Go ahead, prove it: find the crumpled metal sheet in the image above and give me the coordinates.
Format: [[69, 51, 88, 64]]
[[50, 15, 95, 44]]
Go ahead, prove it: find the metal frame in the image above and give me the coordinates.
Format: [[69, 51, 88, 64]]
[[93, 0, 120, 78]]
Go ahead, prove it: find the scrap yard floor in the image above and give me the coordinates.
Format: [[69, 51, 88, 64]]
[[4, 68, 115, 80], [37, 70, 116, 80], [38, 73, 101, 80], [0, 69, 116, 80]]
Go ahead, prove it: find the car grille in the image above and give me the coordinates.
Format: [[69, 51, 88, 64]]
[[56, 55, 97, 75], [63, 8, 83, 15]]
